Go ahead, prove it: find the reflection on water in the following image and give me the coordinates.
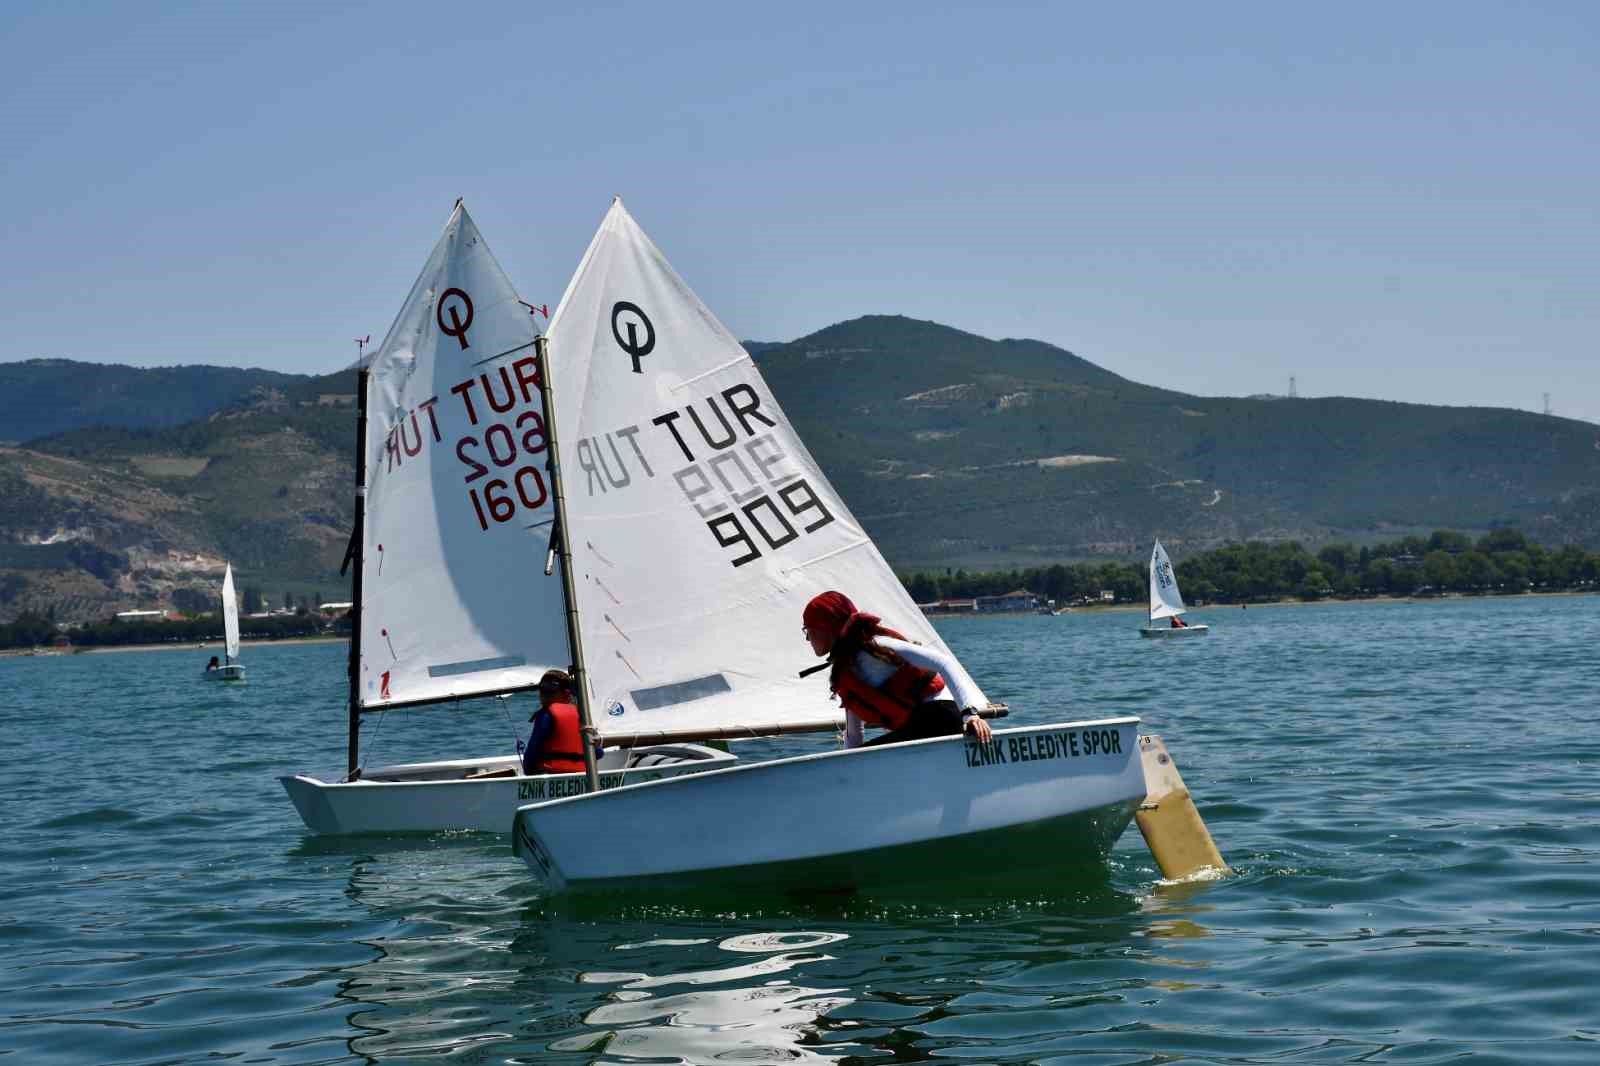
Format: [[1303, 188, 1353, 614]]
[[316, 833, 1173, 1063], [299, 823, 1174, 1062], [565, 932, 856, 1063]]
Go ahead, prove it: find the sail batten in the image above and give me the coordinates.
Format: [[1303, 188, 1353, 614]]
[[356, 683, 540, 714], [545, 199, 986, 741], [1148, 539, 1187, 620], [357, 203, 571, 710]]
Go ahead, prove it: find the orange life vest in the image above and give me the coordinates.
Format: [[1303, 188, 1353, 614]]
[[534, 701, 586, 774], [834, 652, 946, 729]]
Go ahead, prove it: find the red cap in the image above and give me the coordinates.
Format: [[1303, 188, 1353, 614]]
[[802, 590, 857, 639]]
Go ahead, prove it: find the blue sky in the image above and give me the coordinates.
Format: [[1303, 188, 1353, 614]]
[[3, 1, 1596, 423]]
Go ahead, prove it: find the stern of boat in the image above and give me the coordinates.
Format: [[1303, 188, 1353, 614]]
[[279, 774, 342, 834]]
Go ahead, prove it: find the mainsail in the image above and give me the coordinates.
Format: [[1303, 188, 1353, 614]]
[[359, 203, 570, 709], [544, 198, 986, 741], [221, 563, 240, 662], [1148, 539, 1187, 621]]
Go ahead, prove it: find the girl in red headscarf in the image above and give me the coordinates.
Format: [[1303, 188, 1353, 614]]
[[802, 590, 994, 748]]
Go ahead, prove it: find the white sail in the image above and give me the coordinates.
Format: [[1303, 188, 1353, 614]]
[[544, 198, 986, 740], [359, 203, 570, 709], [221, 563, 240, 661], [1148, 539, 1187, 620]]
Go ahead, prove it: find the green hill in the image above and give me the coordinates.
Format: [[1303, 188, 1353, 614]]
[[757, 316, 1600, 566], [2, 317, 1597, 622], [0, 404, 351, 623]]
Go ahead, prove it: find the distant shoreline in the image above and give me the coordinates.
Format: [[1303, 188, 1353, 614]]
[[927, 588, 1596, 619], [0, 635, 346, 658], [4, 588, 1592, 657]]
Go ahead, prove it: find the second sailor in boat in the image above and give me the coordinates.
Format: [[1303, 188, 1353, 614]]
[[521, 670, 598, 776], [803, 591, 994, 748]]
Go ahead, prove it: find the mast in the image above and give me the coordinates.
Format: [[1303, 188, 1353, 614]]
[[346, 364, 370, 780], [534, 334, 601, 793]]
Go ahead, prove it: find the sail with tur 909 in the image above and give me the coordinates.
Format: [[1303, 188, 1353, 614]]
[[542, 197, 985, 742]]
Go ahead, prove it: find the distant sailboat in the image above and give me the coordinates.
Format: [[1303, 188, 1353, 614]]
[[1139, 539, 1208, 638], [207, 563, 247, 680]]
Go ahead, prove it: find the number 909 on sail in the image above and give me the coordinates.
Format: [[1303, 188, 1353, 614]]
[[706, 476, 833, 567], [668, 430, 836, 567]]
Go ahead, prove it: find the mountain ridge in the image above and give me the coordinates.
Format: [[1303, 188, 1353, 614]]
[[0, 358, 311, 443], [2, 315, 1596, 622]]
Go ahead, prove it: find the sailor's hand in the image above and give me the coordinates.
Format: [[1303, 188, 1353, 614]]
[[963, 711, 993, 743]]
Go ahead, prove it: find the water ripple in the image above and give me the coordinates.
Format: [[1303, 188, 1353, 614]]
[[3, 598, 1600, 1062]]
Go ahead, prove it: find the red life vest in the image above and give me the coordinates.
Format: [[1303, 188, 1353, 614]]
[[834, 652, 946, 729], [534, 701, 586, 774]]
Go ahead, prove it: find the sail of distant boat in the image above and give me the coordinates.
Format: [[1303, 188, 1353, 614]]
[[1148, 539, 1186, 621], [222, 563, 240, 663], [358, 203, 571, 710], [542, 197, 986, 742]]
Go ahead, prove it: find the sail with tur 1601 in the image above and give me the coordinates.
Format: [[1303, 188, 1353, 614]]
[[356, 202, 568, 711], [277, 203, 734, 835]]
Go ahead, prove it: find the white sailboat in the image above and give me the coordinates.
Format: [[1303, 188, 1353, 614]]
[[279, 203, 733, 835], [1139, 539, 1208, 638], [206, 563, 246, 681], [510, 199, 1152, 893]]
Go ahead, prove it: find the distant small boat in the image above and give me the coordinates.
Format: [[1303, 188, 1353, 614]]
[[206, 563, 247, 681], [1139, 540, 1208, 638]]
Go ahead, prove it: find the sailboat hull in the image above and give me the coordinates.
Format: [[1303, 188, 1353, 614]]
[[206, 665, 247, 681], [280, 744, 735, 835], [1139, 625, 1209, 638], [513, 719, 1146, 895]]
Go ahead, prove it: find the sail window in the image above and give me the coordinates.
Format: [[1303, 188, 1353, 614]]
[[428, 655, 528, 678], [630, 674, 733, 710]]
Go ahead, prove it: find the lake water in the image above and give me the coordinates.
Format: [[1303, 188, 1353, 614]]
[[4, 594, 1598, 1064]]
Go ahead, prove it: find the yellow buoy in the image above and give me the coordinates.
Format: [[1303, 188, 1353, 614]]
[[1135, 734, 1229, 880]]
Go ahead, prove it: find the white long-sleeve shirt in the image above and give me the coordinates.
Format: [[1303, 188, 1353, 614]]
[[841, 635, 984, 748]]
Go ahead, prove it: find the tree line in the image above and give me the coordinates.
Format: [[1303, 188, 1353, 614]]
[[0, 610, 340, 652], [901, 529, 1599, 606]]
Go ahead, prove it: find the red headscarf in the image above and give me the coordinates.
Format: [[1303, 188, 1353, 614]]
[[802, 591, 857, 641], [803, 591, 912, 695]]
